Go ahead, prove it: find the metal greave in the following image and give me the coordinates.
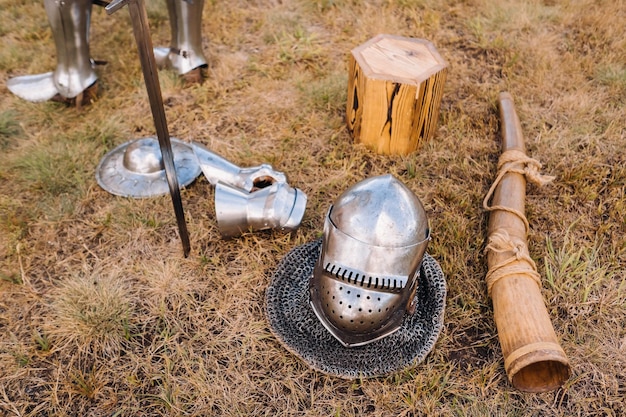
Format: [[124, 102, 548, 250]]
[[46, 0, 97, 98], [155, 0, 207, 75], [7, 0, 97, 101]]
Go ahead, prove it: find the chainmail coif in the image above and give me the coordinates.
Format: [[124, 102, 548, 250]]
[[266, 239, 446, 379]]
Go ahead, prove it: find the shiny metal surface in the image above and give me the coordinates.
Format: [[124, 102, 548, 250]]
[[309, 174, 431, 347], [7, 0, 97, 101], [107, 0, 192, 256], [154, 0, 207, 75], [266, 240, 447, 378], [215, 181, 307, 238], [191, 141, 287, 191], [96, 137, 201, 198], [192, 141, 306, 237], [6, 72, 59, 103]]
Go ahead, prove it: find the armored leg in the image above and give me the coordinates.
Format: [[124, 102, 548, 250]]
[[7, 0, 97, 103], [154, 0, 207, 78]]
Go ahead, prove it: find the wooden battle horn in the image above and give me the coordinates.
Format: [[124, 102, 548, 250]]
[[483, 92, 571, 392]]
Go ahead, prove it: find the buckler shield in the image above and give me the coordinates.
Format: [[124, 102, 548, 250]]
[[96, 137, 201, 198], [309, 175, 430, 347]]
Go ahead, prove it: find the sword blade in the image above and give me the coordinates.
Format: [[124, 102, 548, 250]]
[[106, 0, 191, 256]]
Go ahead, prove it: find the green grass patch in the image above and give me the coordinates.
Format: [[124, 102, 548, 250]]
[[0, 110, 22, 149]]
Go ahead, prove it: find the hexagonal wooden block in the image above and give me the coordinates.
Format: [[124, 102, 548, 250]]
[[347, 34, 448, 155]]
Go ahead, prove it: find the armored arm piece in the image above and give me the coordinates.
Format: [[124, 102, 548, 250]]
[[191, 142, 307, 237], [191, 141, 287, 191]]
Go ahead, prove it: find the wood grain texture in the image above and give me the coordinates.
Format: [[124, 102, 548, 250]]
[[346, 34, 447, 155], [485, 92, 571, 392]]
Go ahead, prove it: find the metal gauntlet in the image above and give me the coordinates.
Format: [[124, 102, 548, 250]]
[[192, 142, 307, 237]]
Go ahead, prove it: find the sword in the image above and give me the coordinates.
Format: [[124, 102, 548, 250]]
[[106, 0, 191, 257]]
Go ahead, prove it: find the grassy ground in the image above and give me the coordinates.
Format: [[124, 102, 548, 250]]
[[1, 0, 625, 415]]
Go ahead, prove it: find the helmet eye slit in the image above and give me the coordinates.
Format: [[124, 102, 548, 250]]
[[323, 263, 407, 290]]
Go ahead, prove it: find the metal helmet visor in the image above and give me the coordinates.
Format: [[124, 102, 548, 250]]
[[309, 175, 430, 347]]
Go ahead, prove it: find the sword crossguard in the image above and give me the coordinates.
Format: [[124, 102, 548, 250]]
[[92, 0, 111, 8], [105, 0, 132, 15], [105, 0, 192, 13]]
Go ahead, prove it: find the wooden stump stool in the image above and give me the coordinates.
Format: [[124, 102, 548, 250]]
[[347, 34, 448, 155]]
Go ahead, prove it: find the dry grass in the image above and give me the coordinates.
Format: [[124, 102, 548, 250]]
[[1, 0, 625, 415]]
